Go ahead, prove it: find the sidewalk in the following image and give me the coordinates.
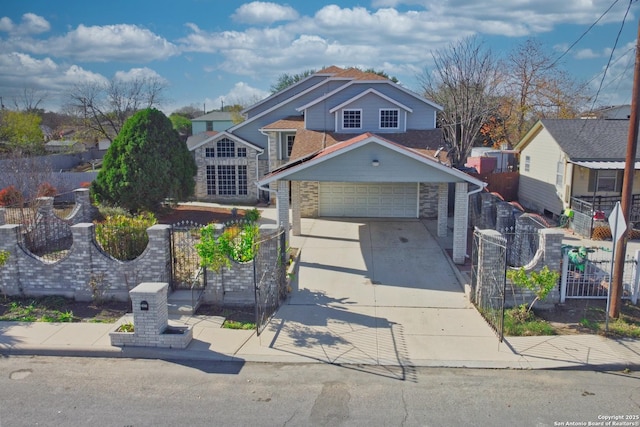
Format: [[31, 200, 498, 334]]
[[1, 205, 640, 370], [2, 314, 640, 369]]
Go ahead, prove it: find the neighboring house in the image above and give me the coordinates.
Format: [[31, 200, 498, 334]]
[[191, 111, 234, 134], [45, 140, 86, 153], [515, 118, 640, 219], [581, 105, 631, 120], [187, 66, 485, 263]]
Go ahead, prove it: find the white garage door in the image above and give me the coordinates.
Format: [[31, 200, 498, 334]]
[[319, 182, 418, 218]]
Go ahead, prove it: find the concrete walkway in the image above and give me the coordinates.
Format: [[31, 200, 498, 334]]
[[1, 206, 640, 370]]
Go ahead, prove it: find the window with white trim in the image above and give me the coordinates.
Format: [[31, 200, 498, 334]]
[[597, 170, 619, 192], [524, 155, 530, 172], [380, 109, 399, 129], [205, 147, 215, 158], [237, 147, 247, 158], [555, 161, 564, 188], [342, 109, 361, 129]]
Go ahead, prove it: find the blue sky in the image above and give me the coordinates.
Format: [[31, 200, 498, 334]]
[[1, 0, 638, 114]]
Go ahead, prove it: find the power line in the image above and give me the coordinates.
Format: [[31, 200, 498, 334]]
[[547, 0, 622, 70], [588, 0, 633, 113]]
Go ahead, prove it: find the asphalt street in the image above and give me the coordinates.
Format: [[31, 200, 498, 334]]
[[2, 356, 639, 427]]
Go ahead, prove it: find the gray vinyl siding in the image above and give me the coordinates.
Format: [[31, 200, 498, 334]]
[[304, 83, 437, 131], [284, 142, 466, 183], [232, 81, 349, 150], [245, 76, 346, 119]]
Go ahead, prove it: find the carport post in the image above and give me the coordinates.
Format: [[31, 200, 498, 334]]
[[276, 180, 290, 244], [291, 181, 301, 236], [437, 183, 448, 237], [452, 182, 469, 264]]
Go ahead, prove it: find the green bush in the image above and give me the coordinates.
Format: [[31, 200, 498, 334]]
[[196, 222, 260, 271], [94, 212, 157, 260], [244, 208, 261, 222]]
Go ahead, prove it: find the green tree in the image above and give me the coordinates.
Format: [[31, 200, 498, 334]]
[[0, 110, 45, 154], [169, 113, 192, 137], [92, 108, 196, 212], [270, 69, 316, 93]]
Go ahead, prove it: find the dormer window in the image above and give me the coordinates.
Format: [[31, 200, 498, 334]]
[[380, 109, 399, 129], [342, 109, 362, 129]]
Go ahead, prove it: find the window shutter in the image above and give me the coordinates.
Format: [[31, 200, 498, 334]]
[[616, 170, 624, 192], [587, 170, 595, 192]]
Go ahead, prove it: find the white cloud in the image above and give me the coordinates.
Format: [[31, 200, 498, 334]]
[[12, 24, 179, 62], [206, 82, 270, 108], [0, 52, 108, 109], [0, 13, 50, 35], [114, 67, 167, 83], [574, 48, 601, 60], [232, 2, 299, 25]]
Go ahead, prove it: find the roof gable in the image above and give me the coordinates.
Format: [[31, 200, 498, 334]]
[[327, 88, 413, 113], [187, 131, 263, 152], [516, 119, 637, 161], [259, 133, 485, 187], [297, 80, 441, 113]]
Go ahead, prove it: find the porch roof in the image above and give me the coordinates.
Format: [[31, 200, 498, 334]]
[[571, 160, 640, 170], [257, 132, 486, 187]]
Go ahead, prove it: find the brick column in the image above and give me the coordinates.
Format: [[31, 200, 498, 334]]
[[71, 223, 94, 301], [130, 282, 169, 340], [144, 224, 172, 284], [0, 208, 5, 225], [0, 224, 22, 295], [453, 182, 469, 264], [291, 181, 301, 236], [495, 201, 514, 232], [480, 192, 495, 229], [73, 188, 92, 223], [437, 183, 448, 237]]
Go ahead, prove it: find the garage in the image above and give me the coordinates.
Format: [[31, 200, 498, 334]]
[[318, 182, 418, 218]]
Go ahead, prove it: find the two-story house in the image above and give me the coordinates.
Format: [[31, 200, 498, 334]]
[[188, 66, 485, 263]]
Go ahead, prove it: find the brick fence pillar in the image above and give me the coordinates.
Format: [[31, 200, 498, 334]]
[[0, 224, 22, 295]]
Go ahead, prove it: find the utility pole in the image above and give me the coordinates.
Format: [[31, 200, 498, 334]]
[[611, 19, 640, 318]]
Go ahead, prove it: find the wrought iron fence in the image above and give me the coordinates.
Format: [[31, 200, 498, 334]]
[[170, 220, 206, 291], [254, 228, 287, 335], [471, 229, 507, 341], [17, 217, 73, 263]]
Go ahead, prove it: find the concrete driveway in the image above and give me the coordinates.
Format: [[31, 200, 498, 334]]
[[258, 218, 516, 372]]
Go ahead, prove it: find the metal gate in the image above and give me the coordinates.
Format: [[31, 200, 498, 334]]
[[254, 227, 287, 335], [561, 246, 639, 302], [170, 221, 206, 291], [471, 229, 508, 341]]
